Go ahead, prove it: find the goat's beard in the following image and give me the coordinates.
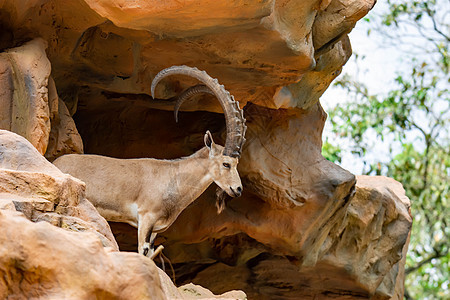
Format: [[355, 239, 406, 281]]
[[215, 187, 232, 214]]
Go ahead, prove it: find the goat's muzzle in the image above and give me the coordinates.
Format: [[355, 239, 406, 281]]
[[230, 186, 242, 197]]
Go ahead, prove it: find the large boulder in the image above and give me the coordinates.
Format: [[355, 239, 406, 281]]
[[0, 129, 117, 249], [0, 38, 51, 154], [0, 38, 84, 160], [0, 209, 165, 299]]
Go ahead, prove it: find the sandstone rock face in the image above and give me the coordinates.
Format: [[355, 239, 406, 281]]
[[45, 76, 84, 162], [78, 97, 411, 298], [0, 130, 117, 249], [0, 38, 51, 154], [108, 173, 411, 299], [0, 209, 166, 299], [0, 38, 84, 159], [0, 0, 412, 299], [155, 175, 411, 299], [158, 268, 246, 300], [0, 0, 375, 112], [352, 176, 411, 300]]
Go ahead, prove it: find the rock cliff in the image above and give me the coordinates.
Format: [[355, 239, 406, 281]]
[[0, 0, 411, 299]]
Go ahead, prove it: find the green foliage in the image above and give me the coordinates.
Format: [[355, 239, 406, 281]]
[[322, 138, 342, 163], [325, 0, 449, 299], [390, 144, 449, 298]]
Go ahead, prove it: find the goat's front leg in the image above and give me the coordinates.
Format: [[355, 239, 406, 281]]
[[138, 214, 157, 257]]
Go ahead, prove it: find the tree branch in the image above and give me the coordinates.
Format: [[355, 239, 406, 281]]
[[406, 249, 449, 275], [404, 287, 413, 300], [425, 5, 450, 42]]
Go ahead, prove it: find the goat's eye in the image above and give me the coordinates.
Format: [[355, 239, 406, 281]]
[[223, 163, 231, 169]]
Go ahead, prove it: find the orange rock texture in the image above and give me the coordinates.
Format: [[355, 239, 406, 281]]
[[0, 130, 117, 249], [0, 0, 412, 299], [0, 0, 375, 113]]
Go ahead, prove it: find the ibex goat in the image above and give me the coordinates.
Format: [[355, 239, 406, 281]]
[[54, 66, 247, 257]]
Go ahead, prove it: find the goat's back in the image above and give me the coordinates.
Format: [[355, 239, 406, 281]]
[[53, 154, 146, 222]]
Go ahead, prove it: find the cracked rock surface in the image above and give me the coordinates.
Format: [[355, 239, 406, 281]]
[[0, 0, 411, 299]]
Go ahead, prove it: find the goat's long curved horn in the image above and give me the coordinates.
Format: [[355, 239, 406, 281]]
[[151, 66, 247, 158], [173, 84, 214, 123]]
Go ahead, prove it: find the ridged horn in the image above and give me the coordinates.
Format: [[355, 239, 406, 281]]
[[173, 84, 214, 123], [151, 66, 247, 158]]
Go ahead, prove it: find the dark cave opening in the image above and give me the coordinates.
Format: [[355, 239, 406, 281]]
[[72, 89, 227, 160]]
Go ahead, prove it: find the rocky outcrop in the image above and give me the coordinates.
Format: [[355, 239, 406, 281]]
[[0, 209, 166, 299], [0, 38, 84, 160], [352, 176, 411, 300], [0, 130, 117, 249], [0, 38, 51, 154], [154, 175, 411, 300], [108, 173, 411, 299], [0, 0, 412, 299], [159, 269, 246, 300], [86, 98, 411, 298], [45, 76, 84, 161], [0, 0, 375, 113]]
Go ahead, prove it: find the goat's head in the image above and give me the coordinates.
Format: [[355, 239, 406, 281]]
[[203, 130, 242, 197], [151, 65, 247, 199]]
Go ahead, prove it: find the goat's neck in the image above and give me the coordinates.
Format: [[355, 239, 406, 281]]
[[174, 147, 213, 208]]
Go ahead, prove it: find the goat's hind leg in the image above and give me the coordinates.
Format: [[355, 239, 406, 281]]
[[144, 231, 157, 257]]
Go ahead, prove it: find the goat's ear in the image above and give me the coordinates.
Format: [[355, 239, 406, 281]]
[[204, 130, 214, 149]]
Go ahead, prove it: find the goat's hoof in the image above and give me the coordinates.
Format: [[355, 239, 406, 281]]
[[142, 243, 150, 257], [143, 243, 155, 258]]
